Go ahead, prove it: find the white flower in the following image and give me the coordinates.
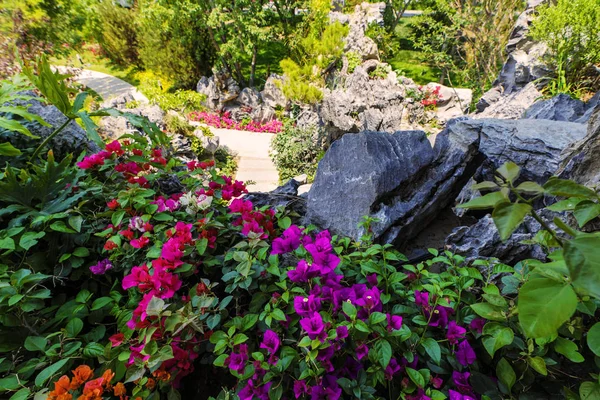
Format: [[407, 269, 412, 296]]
[[197, 194, 213, 210], [179, 192, 195, 206]]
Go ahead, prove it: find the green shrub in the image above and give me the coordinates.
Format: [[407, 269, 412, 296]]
[[136, 71, 206, 112], [269, 122, 325, 182], [530, 0, 600, 96], [346, 51, 362, 73], [93, 2, 140, 67], [164, 113, 195, 136]]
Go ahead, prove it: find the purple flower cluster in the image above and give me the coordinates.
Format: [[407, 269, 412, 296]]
[[89, 258, 113, 275]]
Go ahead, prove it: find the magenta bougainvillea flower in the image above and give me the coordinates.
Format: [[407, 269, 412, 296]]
[[414, 290, 430, 308], [427, 305, 454, 329], [356, 343, 369, 360], [446, 321, 467, 344], [406, 388, 432, 400], [456, 340, 477, 366], [288, 260, 319, 283], [299, 312, 326, 341], [294, 295, 322, 317], [384, 358, 401, 380], [469, 317, 486, 333], [452, 371, 472, 393], [386, 314, 403, 331], [449, 390, 476, 400], [293, 380, 309, 399], [108, 333, 124, 347], [271, 225, 303, 254], [89, 259, 113, 275], [259, 330, 280, 355], [336, 325, 349, 340]]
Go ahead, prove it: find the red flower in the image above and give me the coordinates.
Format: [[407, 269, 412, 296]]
[[107, 199, 119, 210], [104, 240, 118, 251], [109, 333, 125, 347]]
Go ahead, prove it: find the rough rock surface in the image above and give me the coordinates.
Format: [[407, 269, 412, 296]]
[[245, 178, 307, 218], [4, 96, 100, 159], [524, 94, 586, 122], [320, 62, 422, 141], [452, 118, 587, 183], [342, 3, 383, 61], [476, 0, 549, 115], [425, 83, 472, 123], [197, 72, 241, 111], [475, 82, 542, 120], [306, 125, 481, 243], [261, 74, 287, 110], [99, 104, 165, 139], [558, 104, 600, 187], [445, 214, 547, 265]]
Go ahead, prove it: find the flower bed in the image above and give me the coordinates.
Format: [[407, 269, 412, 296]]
[[188, 110, 284, 133]]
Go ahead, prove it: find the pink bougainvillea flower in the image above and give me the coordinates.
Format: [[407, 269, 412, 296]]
[[89, 259, 113, 275], [431, 375, 444, 389], [288, 260, 318, 283], [355, 343, 369, 360], [130, 236, 150, 249], [271, 225, 303, 255], [384, 358, 401, 380], [447, 321, 467, 344], [293, 295, 322, 317], [386, 314, 403, 331], [259, 330, 280, 355], [452, 371, 472, 393], [299, 312, 326, 341], [109, 333, 125, 347], [107, 199, 119, 210], [414, 290, 429, 308], [355, 286, 381, 310], [293, 380, 310, 399], [406, 389, 432, 400], [104, 240, 118, 251], [77, 152, 107, 169], [427, 305, 454, 329], [122, 265, 152, 291], [456, 340, 476, 366], [449, 390, 476, 400], [469, 317, 486, 333], [366, 273, 378, 287], [336, 325, 348, 340], [105, 140, 124, 156], [229, 198, 253, 214]]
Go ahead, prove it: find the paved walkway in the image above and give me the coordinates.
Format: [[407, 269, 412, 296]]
[[57, 67, 279, 192], [55, 66, 148, 104]]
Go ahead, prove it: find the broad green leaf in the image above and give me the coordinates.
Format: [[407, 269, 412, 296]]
[[482, 323, 514, 357], [456, 191, 507, 210], [91, 297, 113, 311], [406, 367, 425, 388], [0, 237, 15, 250], [547, 198, 584, 212], [83, 342, 105, 358], [65, 318, 84, 337], [471, 181, 499, 191], [374, 339, 392, 368], [492, 202, 532, 241], [0, 375, 20, 391], [19, 232, 45, 251], [72, 92, 89, 114], [580, 382, 600, 400], [496, 358, 516, 392], [146, 296, 165, 317], [9, 387, 30, 400], [112, 210, 126, 227], [497, 162, 520, 183], [518, 277, 577, 338], [50, 221, 76, 234], [68, 216, 83, 233], [0, 142, 21, 156], [421, 338, 441, 365], [587, 322, 600, 357], [0, 119, 36, 138], [24, 336, 47, 353], [527, 356, 547, 376], [573, 201, 600, 227], [554, 337, 584, 363], [342, 301, 357, 319], [515, 181, 545, 195], [544, 178, 598, 199], [470, 303, 506, 321], [564, 236, 600, 298], [34, 358, 69, 387]]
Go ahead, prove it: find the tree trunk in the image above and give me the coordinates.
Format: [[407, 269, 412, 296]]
[[249, 45, 258, 87]]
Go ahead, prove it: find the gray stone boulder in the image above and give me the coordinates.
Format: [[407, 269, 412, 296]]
[[451, 118, 587, 184], [99, 104, 165, 140], [196, 72, 240, 111], [424, 83, 473, 122], [558, 104, 600, 187], [524, 94, 586, 122], [245, 178, 307, 219], [343, 3, 382, 61], [237, 87, 262, 109], [475, 82, 542, 120], [2, 96, 100, 159], [320, 62, 421, 141], [261, 74, 287, 110], [306, 124, 481, 243]]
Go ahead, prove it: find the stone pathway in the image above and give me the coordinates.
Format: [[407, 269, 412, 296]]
[[57, 67, 279, 192]]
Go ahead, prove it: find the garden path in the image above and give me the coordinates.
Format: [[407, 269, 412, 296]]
[[56, 67, 279, 192]]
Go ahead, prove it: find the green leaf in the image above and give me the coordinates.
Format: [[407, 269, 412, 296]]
[[497, 162, 520, 183], [34, 358, 69, 387], [527, 356, 547, 376], [456, 191, 507, 210], [19, 232, 45, 251], [519, 277, 577, 338], [207, 314, 221, 330], [421, 338, 441, 365], [573, 201, 600, 227], [482, 323, 514, 357], [374, 339, 392, 368], [146, 296, 165, 317], [470, 303, 506, 321], [9, 387, 30, 400], [0, 142, 21, 156], [471, 181, 499, 191], [50, 221, 76, 234], [547, 198, 584, 212], [278, 216, 292, 230], [0, 237, 15, 250], [368, 312, 387, 325], [24, 336, 47, 353], [0, 375, 20, 391], [544, 178, 598, 199], [586, 322, 600, 357], [112, 210, 126, 227], [564, 236, 600, 298], [406, 367, 425, 388], [342, 301, 357, 320], [72, 247, 89, 257], [195, 238, 208, 256], [554, 337, 584, 363], [492, 202, 532, 241], [496, 358, 516, 392], [580, 382, 600, 400], [515, 181, 545, 195], [72, 92, 89, 114], [65, 318, 84, 337], [83, 342, 105, 358], [68, 216, 83, 233], [91, 297, 113, 311], [0, 119, 37, 138]]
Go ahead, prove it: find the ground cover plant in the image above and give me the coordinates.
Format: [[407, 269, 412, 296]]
[[189, 111, 284, 134], [0, 58, 599, 400]]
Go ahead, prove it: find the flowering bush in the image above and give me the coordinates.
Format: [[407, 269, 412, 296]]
[[188, 111, 284, 134], [420, 86, 443, 108]]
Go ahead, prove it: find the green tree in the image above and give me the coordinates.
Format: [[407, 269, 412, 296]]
[[92, 2, 140, 67]]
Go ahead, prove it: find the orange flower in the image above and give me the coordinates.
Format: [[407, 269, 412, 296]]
[[146, 378, 156, 390], [70, 365, 94, 390], [152, 369, 170, 382], [113, 382, 127, 399], [48, 375, 71, 399], [101, 369, 115, 390], [78, 377, 104, 400]]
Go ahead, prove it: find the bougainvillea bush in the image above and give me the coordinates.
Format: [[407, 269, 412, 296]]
[[0, 66, 599, 400]]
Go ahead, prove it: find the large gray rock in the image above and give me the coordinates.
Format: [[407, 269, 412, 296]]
[[558, 104, 600, 187], [424, 83, 473, 122], [446, 214, 548, 265], [2, 96, 100, 159], [196, 72, 240, 111], [99, 104, 165, 140], [475, 82, 542, 120], [261, 74, 287, 110], [451, 118, 587, 183], [306, 124, 481, 243], [343, 3, 383, 60], [320, 62, 421, 141], [237, 87, 262, 109], [524, 94, 586, 122]]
